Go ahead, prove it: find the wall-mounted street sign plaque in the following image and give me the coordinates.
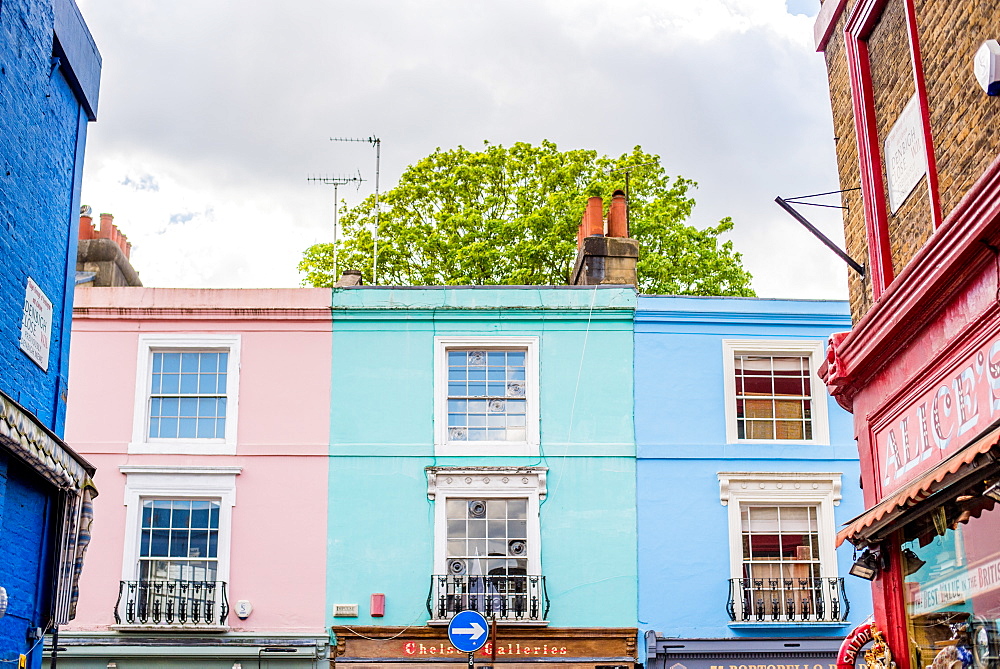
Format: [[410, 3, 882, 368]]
[[20, 278, 52, 371]]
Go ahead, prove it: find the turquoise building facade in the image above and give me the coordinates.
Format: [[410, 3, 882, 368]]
[[326, 286, 640, 667]]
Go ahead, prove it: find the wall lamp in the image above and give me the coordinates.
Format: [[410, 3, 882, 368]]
[[849, 548, 884, 580], [901, 548, 927, 576], [983, 481, 1000, 502]]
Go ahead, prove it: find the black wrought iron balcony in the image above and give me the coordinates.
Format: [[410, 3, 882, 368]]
[[428, 575, 549, 623], [727, 577, 849, 623], [115, 580, 229, 627]]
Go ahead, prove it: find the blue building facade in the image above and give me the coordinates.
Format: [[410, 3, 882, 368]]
[[636, 297, 871, 668], [0, 0, 100, 667]]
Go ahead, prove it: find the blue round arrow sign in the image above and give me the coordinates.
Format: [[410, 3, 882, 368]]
[[448, 610, 489, 652]]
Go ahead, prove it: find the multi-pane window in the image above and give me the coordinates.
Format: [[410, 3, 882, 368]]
[[139, 499, 220, 582], [446, 350, 527, 442], [148, 351, 228, 439], [734, 354, 813, 440], [445, 498, 528, 577], [741, 505, 820, 581]]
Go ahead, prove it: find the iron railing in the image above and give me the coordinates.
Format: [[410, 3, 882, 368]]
[[428, 575, 549, 622], [115, 580, 229, 626], [727, 577, 849, 623]]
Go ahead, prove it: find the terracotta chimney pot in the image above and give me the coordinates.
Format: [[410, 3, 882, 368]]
[[607, 190, 628, 238], [79, 214, 95, 240], [586, 196, 604, 237]]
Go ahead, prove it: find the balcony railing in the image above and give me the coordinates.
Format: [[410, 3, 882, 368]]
[[428, 575, 549, 623], [115, 580, 229, 626], [727, 577, 849, 623]]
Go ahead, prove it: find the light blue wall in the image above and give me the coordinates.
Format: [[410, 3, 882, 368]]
[[327, 287, 638, 629], [635, 296, 872, 639]]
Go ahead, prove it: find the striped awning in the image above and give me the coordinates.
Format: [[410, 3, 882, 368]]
[[0, 391, 94, 490], [0, 390, 97, 623], [837, 425, 1000, 547]]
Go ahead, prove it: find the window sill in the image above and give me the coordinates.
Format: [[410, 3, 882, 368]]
[[435, 441, 538, 457], [427, 619, 548, 627], [111, 624, 230, 633], [728, 621, 852, 629], [128, 441, 236, 455], [730, 439, 830, 446]]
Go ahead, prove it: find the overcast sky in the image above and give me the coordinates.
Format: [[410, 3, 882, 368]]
[[74, 0, 850, 299]]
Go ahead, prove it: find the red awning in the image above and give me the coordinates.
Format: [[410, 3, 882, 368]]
[[837, 426, 1000, 547]]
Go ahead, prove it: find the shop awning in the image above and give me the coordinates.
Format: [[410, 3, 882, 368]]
[[837, 425, 1000, 547], [0, 390, 97, 624]]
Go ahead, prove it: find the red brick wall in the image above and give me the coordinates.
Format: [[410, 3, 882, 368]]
[[820, 0, 1000, 321]]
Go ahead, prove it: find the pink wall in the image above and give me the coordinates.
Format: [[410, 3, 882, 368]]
[[64, 288, 331, 634]]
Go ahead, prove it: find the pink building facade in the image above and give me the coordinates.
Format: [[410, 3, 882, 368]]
[[53, 288, 331, 668]]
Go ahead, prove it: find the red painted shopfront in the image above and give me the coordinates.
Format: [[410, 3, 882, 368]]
[[814, 0, 1000, 668]]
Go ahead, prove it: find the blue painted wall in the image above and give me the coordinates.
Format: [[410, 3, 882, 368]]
[[0, 458, 55, 666], [326, 287, 638, 630], [635, 296, 872, 639], [0, 0, 100, 434], [0, 1, 99, 666]]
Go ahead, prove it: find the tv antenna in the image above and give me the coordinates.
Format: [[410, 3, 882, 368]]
[[331, 135, 381, 284], [307, 172, 366, 281], [607, 161, 658, 231]]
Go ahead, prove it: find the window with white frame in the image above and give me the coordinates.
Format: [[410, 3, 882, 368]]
[[434, 337, 539, 456], [131, 335, 240, 455], [719, 472, 844, 623], [138, 499, 221, 582], [427, 467, 547, 622], [118, 466, 239, 627], [445, 497, 528, 578], [722, 340, 829, 445]]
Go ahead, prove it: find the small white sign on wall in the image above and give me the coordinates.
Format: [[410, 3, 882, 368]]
[[884, 95, 928, 214], [20, 278, 53, 371]]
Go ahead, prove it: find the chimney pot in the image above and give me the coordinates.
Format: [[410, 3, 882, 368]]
[[607, 190, 628, 238], [79, 214, 95, 241]]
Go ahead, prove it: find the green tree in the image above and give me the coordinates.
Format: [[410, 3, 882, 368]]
[[299, 141, 754, 295]]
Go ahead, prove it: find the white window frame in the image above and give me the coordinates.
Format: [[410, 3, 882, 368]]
[[718, 472, 842, 612], [722, 339, 830, 445], [119, 465, 240, 586], [130, 334, 241, 455], [434, 336, 539, 457], [426, 467, 546, 577]]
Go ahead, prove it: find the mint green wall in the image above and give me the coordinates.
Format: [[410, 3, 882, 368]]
[[326, 287, 637, 628]]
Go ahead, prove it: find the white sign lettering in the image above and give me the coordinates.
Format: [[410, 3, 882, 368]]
[[909, 554, 1000, 616], [884, 95, 927, 213], [874, 332, 1000, 495], [19, 278, 52, 371]]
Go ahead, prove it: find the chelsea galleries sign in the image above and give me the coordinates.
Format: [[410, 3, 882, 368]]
[[20, 278, 52, 371]]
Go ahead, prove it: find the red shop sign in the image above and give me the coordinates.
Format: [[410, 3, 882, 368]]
[[873, 334, 1000, 496]]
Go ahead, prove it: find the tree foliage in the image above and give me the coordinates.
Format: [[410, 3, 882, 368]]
[[299, 141, 754, 295]]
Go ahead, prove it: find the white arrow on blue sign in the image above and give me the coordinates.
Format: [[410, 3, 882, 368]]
[[447, 610, 489, 652]]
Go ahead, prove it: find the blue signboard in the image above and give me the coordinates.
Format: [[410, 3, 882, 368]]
[[447, 610, 489, 653]]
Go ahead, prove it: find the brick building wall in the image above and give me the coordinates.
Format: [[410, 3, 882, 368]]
[[820, 0, 1000, 321], [0, 1, 99, 667], [916, 0, 999, 217], [0, 0, 99, 434], [824, 10, 871, 319]]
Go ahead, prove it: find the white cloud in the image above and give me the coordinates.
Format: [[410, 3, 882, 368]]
[[75, 0, 848, 299]]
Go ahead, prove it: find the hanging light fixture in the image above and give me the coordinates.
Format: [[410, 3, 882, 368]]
[[849, 549, 882, 580], [901, 548, 927, 576]]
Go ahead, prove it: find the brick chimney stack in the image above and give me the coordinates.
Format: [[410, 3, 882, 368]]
[[76, 207, 142, 287], [570, 190, 639, 286]]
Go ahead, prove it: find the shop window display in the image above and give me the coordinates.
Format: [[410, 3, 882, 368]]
[[902, 493, 1000, 669]]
